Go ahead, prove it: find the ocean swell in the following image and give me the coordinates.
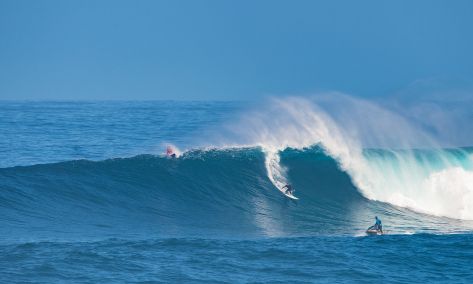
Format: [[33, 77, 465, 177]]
[[1, 147, 472, 243]]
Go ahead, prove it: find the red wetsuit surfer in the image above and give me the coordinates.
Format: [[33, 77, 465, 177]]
[[166, 146, 176, 158]]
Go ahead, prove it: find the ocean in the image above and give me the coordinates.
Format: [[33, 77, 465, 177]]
[[1, 100, 473, 283]]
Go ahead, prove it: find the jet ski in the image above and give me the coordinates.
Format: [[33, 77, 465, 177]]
[[366, 225, 383, 235], [366, 228, 383, 235]]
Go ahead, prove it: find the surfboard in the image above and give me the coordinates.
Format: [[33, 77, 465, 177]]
[[284, 192, 299, 200]]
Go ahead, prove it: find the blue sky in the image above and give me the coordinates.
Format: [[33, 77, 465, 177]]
[[1, 0, 472, 100]]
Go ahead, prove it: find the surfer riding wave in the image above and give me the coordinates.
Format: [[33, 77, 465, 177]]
[[282, 184, 295, 196]]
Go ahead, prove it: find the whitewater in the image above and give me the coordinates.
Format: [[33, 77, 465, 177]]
[[1, 98, 472, 283]]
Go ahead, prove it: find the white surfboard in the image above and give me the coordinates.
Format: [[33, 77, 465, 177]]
[[283, 191, 299, 200]]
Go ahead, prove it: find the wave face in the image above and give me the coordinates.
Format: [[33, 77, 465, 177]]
[[2, 147, 472, 243]]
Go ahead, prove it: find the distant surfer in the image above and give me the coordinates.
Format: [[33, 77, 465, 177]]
[[166, 146, 176, 158], [367, 216, 383, 234], [282, 184, 295, 196]]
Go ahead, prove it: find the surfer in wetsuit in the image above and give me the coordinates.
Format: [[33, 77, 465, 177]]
[[282, 184, 294, 195]]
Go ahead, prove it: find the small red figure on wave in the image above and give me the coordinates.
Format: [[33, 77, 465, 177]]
[[166, 145, 177, 158]]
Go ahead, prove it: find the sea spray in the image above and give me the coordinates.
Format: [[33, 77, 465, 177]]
[[218, 95, 473, 220]]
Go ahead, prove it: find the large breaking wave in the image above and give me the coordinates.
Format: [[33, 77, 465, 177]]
[[1, 95, 473, 242], [1, 147, 472, 243], [213, 95, 473, 221]]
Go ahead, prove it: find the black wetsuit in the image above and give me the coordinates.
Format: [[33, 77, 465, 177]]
[[283, 184, 293, 195]]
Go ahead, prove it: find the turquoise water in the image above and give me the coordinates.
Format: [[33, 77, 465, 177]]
[[1, 101, 472, 283]]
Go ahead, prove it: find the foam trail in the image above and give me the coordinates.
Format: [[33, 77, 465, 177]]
[[264, 150, 288, 194]]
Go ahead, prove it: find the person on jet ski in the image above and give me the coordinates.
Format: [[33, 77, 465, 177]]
[[368, 216, 383, 233]]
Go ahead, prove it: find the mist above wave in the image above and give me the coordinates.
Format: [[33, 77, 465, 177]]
[[213, 94, 473, 220]]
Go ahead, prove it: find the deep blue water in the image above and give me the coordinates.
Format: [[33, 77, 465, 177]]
[[1, 101, 473, 283]]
